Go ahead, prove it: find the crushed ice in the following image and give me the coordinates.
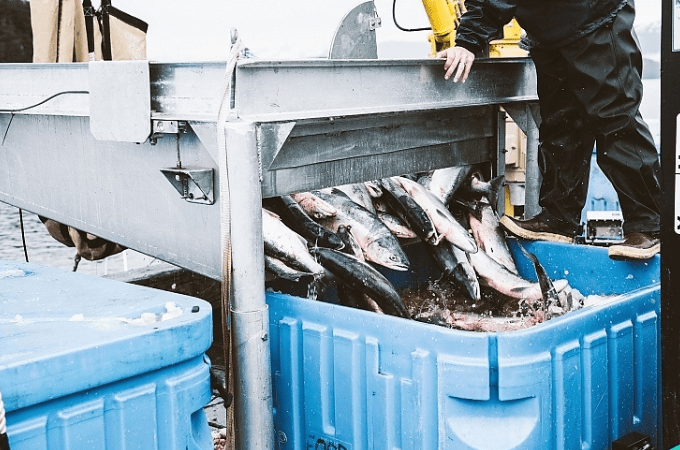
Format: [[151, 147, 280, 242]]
[[0, 269, 26, 279], [7, 302, 185, 327], [161, 302, 183, 321], [121, 302, 184, 325]]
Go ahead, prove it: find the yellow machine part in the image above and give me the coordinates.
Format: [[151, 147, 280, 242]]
[[489, 19, 527, 58], [421, 0, 465, 56]]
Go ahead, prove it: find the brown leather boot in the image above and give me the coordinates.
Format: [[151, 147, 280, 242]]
[[608, 232, 660, 260], [499, 215, 575, 243]]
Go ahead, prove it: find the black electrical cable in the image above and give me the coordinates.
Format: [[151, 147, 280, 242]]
[[0, 90, 89, 114], [392, 0, 431, 32], [1, 115, 14, 147], [18, 209, 29, 263], [1, 91, 90, 145]]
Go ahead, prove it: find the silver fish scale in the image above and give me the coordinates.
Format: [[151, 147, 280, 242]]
[[418, 165, 475, 205], [262, 210, 323, 274], [313, 191, 409, 271]]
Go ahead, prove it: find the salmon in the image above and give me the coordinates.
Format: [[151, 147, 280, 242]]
[[314, 189, 410, 271], [418, 165, 475, 204], [262, 208, 325, 275], [466, 198, 519, 273], [379, 177, 439, 245], [425, 240, 481, 301], [310, 247, 408, 318], [391, 176, 478, 253], [290, 192, 337, 219], [265, 195, 344, 250]]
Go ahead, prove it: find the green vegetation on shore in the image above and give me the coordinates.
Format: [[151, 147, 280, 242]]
[[0, 0, 32, 63]]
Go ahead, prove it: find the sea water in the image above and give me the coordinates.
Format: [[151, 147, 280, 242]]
[[0, 202, 159, 276]]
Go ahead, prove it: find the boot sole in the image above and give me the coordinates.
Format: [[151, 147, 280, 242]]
[[608, 242, 660, 260], [499, 216, 574, 244]]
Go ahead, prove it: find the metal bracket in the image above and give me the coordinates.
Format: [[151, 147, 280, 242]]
[[150, 120, 187, 144], [368, 15, 382, 31], [160, 167, 215, 204], [156, 121, 214, 204]]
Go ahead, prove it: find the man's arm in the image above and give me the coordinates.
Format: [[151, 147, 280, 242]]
[[456, 0, 517, 55], [437, 0, 517, 82]]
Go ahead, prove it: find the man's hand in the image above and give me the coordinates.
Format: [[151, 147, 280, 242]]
[[436, 47, 475, 83]]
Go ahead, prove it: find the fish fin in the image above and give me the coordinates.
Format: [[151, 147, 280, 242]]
[[509, 285, 532, 293], [483, 176, 505, 212], [262, 208, 281, 220], [364, 181, 383, 198], [488, 175, 505, 198], [515, 241, 559, 312], [400, 173, 419, 181], [330, 187, 352, 199], [451, 199, 483, 220]]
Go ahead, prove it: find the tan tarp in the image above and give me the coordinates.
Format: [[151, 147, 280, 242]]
[[30, 0, 145, 62], [109, 13, 146, 60], [30, 0, 89, 62]]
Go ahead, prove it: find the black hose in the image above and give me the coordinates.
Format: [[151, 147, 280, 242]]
[[18, 210, 28, 263], [1, 91, 90, 146], [392, 0, 431, 32], [0, 91, 90, 114]]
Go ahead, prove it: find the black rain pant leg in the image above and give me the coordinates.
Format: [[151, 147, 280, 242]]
[[530, 2, 661, 236]]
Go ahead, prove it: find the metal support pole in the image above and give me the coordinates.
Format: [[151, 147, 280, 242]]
[[524, 106, 541, 218], [222, 120, 274, 450], [496, 108, 507, 215]]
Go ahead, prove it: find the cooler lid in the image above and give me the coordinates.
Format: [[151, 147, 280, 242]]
[[0, 261, 212, 411]]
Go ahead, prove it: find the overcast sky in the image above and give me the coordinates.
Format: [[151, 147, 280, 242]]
[[106, 0, 661, 61], [635, 0, 662, 26]]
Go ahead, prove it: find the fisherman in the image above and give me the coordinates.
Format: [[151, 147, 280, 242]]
[[437, 0, 662, 260]]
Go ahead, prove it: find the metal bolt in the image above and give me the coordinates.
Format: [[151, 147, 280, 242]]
[[157, 122, 164, 132]]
